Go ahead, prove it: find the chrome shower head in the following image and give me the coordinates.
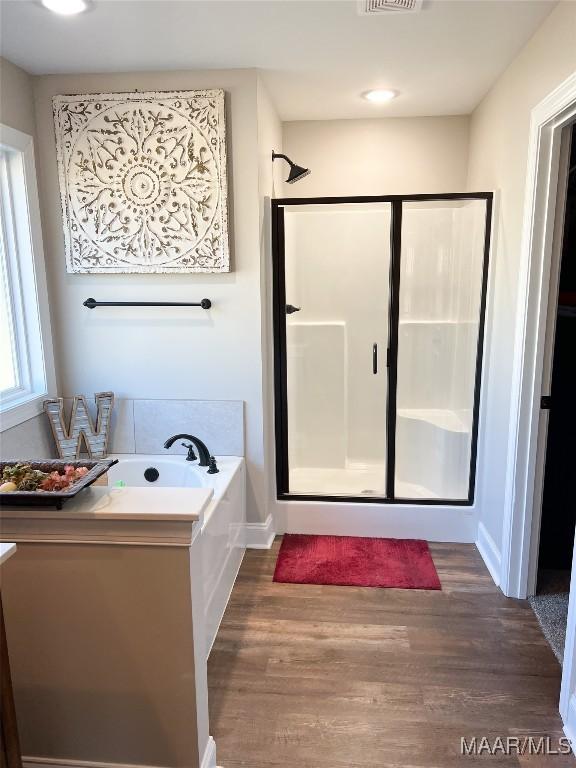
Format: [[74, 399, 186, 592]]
[[272, 151, 311, 184]]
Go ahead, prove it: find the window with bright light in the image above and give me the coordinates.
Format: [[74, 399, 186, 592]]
[[0, 125, 55, 431], [0, 196, 19, 393]]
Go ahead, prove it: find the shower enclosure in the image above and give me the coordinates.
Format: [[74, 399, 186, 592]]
[[272, 193, 492, 504]]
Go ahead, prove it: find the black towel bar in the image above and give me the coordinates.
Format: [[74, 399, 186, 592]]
[[83, 298, 212, 309]]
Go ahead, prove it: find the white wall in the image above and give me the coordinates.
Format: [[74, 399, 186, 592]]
[[0, 57, 36, 136], [282, 115, 470, 197], [467, 1, 576, 556], [256, 77, 283, 518], [30, 68, 269, 524]]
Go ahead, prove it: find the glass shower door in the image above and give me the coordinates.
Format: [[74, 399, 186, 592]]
[[273, 193, 492, 503], [394, 199, 488, 500], [282, 202, 392, 497]]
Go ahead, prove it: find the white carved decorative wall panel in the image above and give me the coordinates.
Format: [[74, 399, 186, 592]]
[[53, 90, 229, 273]]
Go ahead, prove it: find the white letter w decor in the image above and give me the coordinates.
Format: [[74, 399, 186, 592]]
[[44, 392, 115, 460]]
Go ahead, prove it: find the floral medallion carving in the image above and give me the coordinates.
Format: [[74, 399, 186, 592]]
[[53, 90, 229, 273]]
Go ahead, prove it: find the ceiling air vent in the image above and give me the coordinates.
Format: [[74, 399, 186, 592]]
[[358, 0, 423, 13]]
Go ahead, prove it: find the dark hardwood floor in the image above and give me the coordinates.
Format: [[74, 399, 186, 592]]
[[208, 539, 573, 767]]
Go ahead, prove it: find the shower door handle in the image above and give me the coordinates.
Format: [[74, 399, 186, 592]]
[[373, 343, 378, 374], [286, 304, 301, 315]]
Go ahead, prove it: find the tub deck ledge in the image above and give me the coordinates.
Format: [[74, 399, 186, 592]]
[[0, 486, 213, 547]]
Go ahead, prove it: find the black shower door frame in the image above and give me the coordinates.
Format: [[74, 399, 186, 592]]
[[271, 192, 493, 505]]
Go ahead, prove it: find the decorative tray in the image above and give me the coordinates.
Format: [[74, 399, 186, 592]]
[[0, 459, 119, 510]]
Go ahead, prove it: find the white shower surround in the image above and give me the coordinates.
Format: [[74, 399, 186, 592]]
[[53, 89, 229, 273], [283, 200, 487, 501]]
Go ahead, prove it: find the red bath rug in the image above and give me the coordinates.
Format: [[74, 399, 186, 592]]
[[273, 534, 441, 590]]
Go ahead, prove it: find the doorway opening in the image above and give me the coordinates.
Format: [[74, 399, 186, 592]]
[[529, 123, 576, 664]]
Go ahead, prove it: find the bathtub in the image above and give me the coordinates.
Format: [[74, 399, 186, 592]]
[[107, 454, 237, 498], [108, 454, 246, 657]]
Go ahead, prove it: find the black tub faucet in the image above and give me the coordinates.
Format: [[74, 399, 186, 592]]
[[163, 433, 218, 473], [181, 442, 197, 462]]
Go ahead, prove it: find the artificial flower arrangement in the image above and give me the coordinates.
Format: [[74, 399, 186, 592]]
[[0, 462, 89, 493]]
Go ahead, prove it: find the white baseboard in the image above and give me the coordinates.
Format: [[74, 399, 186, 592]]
[[274, 501, 476, 543], [24, 737, 219, 768], [563, 694, 576, 755], [476, 521, 502, 587], [244, 513, 275, 549], [201, 736, 218, 768]]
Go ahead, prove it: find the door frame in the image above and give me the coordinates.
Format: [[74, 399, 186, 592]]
[[525, 126, 572, 596], [500, 71, 576, 601], [271, 192, 493, 505]]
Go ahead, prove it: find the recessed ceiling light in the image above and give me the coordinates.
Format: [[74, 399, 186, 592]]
[[41, 0, 89, 15], [363, 89, 398, 104]]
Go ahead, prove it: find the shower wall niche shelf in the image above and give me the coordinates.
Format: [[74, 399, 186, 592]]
[[271, 192, 492, 505]]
